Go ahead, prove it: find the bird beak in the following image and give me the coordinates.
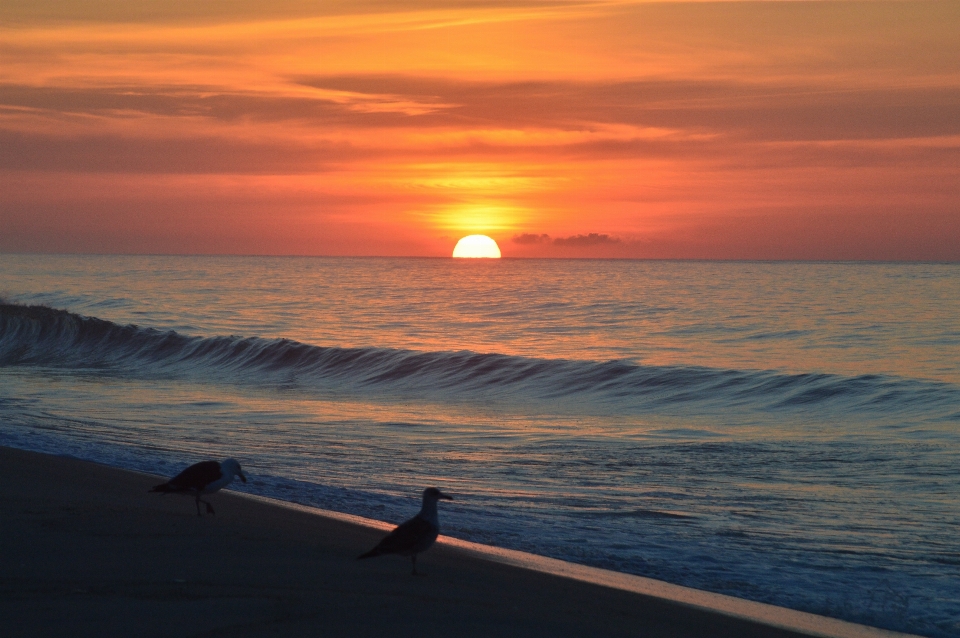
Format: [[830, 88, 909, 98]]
[[439, 492, 453, 501], [238, 472, 247, 483]]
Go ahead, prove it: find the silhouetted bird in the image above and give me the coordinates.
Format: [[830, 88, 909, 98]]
[[150, 459, 246, 516], [358, 487, 453, 575]]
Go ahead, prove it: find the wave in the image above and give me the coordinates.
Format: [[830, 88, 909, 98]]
[[1, 302, 956, 418]]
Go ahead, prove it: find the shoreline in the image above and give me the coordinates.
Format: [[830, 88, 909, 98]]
[[0, 445, 919, 638], [236, 492, 919, 638]]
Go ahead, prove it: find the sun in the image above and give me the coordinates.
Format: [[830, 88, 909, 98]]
[[452, 235, 502, 258]]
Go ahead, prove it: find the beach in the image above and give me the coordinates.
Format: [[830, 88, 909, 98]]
[[0, 445, 917, 638]]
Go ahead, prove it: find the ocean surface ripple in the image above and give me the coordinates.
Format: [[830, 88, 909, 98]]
[[1, 256, 958, 638]]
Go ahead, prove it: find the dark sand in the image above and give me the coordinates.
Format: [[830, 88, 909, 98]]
[[0, 446, 915, 637]]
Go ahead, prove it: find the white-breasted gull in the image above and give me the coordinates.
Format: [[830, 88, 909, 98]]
[[358, 487, 453, 575], [149, 459, 247, 516]]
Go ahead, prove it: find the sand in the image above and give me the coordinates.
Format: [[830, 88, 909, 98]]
[[0, 446, 916, 638]]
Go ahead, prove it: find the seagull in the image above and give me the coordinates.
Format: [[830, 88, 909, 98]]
[[358, 487, 453, 575], [149, 459, 247, 516]]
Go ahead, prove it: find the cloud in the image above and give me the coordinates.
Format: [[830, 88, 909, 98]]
[[5, 77, 960, 175], [2, 0, 958, 259], [552, 233, 620, 247], [513, 232, 623, 248], [512, 232, 551, 244], [0, 129, 363, 174], [304, 76, 960, 142]]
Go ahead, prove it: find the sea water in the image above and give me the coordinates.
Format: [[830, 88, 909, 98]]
[[1, 255, 957, 637]]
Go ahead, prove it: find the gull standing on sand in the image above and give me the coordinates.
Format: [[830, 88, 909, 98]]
[[149, 459, 246, 516], [358, 487, 453, 575]]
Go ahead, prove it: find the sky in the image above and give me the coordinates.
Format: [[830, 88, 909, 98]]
[[1, 0, 958, 259]]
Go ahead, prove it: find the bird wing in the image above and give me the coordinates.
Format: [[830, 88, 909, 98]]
[[164, 461, 223, 491], [369, 515, 437, 556]]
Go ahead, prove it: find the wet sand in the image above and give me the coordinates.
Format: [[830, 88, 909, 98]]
[[0, 446, 915, 637]]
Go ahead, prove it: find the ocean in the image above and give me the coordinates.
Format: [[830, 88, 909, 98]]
[[1, 255, 958, 637]]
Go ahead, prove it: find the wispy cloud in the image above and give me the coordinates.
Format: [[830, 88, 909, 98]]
[[1, 0, 958, 257]]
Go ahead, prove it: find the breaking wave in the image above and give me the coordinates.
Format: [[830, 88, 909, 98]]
[[2, 302, 956, 418]]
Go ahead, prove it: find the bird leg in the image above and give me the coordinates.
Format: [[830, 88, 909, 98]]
[[193, 494, 215, 516]]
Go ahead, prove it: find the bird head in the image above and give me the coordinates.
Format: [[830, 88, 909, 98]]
[[423, 487, 452, 503], [222, 458, 247, 483]]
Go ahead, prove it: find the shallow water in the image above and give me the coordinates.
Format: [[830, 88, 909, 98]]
[[1, 255, 958, 636]]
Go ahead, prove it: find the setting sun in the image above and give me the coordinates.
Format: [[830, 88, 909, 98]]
[[452, 235, 501, 258]]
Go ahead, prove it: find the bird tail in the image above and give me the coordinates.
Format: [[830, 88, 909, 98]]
[[357, 548, 381, 560]]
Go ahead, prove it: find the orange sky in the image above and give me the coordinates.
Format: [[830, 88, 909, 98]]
[[1, 0, 958, 259]]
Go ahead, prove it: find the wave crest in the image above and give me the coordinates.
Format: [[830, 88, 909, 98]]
[[1, 302, 955, 417]]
